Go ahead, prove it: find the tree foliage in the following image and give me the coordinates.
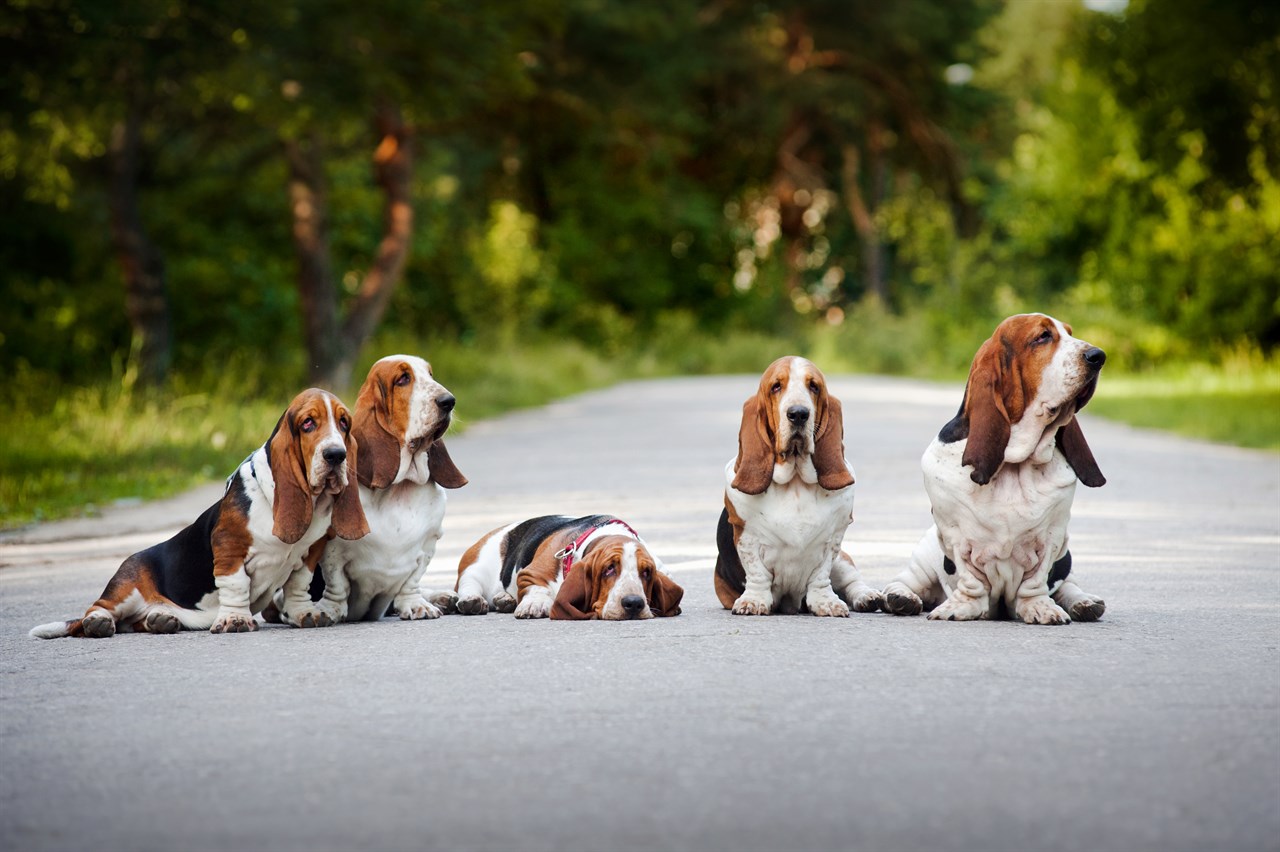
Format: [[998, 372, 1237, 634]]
[[1, 0, 1275, 396]]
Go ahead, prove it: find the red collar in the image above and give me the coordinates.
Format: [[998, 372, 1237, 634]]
[[554, 520, 640, 576]]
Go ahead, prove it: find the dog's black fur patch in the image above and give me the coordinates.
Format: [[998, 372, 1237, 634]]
[[499, 514, 614, 589], [714, 507, 746, 596]]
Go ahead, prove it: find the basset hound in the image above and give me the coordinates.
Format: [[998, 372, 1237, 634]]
[[283, 354, 467, 625], [30, 389, 368, 638], [882, 313, 1108, 624], [714, 356, 883, 616], [451, 515, 683, 620]]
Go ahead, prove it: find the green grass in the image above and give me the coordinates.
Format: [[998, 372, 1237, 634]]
[[1088, 357, 1280, 450], [3, 333, 1277, 530], [0, 338, 658, 530]]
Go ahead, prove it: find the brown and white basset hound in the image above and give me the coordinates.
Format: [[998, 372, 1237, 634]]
[[450, 515, 683, 620], [282, 354, 467, 625], [882, 313, 1108, 624], [30, 389, 368, 638], [714, 356, 883, 616]]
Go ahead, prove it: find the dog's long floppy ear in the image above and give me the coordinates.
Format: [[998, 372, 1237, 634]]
[[331, 420, 371, 540], [1057, 417, 1106, 487], [549, 564, 598, 621], [731, 396, 775, 495], [428, 440, 468, 489], [813, 395, 855, 491], [268, 407, 314, 544], [960, 340, 1011, 486], [645, 569, 684, 618], [352, 374, 401, 490]]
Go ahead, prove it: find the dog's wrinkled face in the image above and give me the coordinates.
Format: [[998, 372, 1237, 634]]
[[960, 313, 1107, 482], [355, 354, 460, 488], [759, 356, 829, 462], [287, 388, 354, 494], [575, 538, 657, 620]]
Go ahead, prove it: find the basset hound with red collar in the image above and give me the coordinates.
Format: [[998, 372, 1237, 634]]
[[30, 389, 368, 638], [283, 355, 467, 626], [882, 313, 1108, 624], [714, 357, 883, 616], [450, 515, 683, 620]]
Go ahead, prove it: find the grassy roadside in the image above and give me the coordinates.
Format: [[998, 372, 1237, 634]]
[[2, 336, 1276, 530]]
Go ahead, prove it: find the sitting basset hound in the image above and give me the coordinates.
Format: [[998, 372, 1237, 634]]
[[715, 357, 883, 616], [30, 389, 368, 638], [283, 355, 467, 626], [882, 313, 1108, 624], [450, 515, 683, 620]]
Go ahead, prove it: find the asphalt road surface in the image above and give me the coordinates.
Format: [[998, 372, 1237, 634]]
[[2, 375, 1277, 852]]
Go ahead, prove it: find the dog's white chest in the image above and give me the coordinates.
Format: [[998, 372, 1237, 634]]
[[325, 481, 446, 618], [726, 459, 855, 596], [925, 438, 1077, 585]]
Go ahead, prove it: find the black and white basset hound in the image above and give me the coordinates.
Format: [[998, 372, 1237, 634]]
[[31, 388, 368, 638], [882, 313, 1108, 624]]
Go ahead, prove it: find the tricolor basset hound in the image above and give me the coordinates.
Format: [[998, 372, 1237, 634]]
[[30, 389, 368, 638], [882, 313, 1108, 624], [714, 357, 883, 616], [451, 515, 683, 620], [282, 355, 467, 626]]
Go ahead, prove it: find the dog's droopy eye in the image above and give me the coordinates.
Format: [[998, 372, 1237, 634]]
[[771, 381, 783, 394], [603, 562, 617, 577], [300, 417, 317, 433], [338, 416, 350, 432], [395, 372, 412, 387], [1034, 329, 1054, 346], [808, 381, 820, 395]]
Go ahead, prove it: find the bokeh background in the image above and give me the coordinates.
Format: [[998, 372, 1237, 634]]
[[2, 0, 1277, 525]]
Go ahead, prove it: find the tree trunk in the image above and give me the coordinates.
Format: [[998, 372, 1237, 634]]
[[330, 103, 415, 388], [287, 104, 415, 391], [285, 135, 341, 386], [107, 108, 171, 387]]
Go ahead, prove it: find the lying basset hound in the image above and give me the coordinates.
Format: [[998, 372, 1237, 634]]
[[451, 515, 683, 620], [30, 389, 368, 638], [715, 357, 883, 616], [882, 313, 1108, 624], [282, 355, 467, 626]]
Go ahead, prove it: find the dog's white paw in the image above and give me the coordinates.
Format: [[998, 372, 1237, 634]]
[[807, 593, 850, 618], [514, 594, 552, 619], [282, 604, 335, 629], [1017, 595, 1071, 626], [731, 592, 773, 616], [927, 595, 987, 622], [210, 612, 258, 634], [397, 596, 443, 620]]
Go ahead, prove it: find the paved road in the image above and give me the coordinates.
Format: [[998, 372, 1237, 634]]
[[2, 375, 1278, 852]]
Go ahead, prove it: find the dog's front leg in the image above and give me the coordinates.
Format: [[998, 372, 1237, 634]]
[[731, 532, 775, 615], [279, 538, 335, 628], [210, 561, 258, 634], [804, 541, 850, 617], [926, 550, 991, 622], [1015, 546, 1071, 625], [393, 545, 443, 621]]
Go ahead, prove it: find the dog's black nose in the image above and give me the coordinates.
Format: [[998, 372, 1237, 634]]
[[436, 394, 456, 412], [621, 595, 645, 617], [786, 405, 810, 424], [322, 446, 347, 465], [1084, 347, 1106, 369]]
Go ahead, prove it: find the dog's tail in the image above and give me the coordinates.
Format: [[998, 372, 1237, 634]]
[[29, 618, 85, 639]]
